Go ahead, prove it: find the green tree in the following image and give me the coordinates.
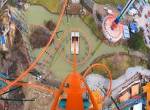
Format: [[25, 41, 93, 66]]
[[128, 32, 148, 52]]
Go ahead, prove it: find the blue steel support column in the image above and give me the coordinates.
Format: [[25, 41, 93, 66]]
[[111, 0, 136, 30], [115, 0, 136, 24]]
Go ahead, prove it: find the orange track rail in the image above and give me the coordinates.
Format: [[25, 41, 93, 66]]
[[0, 77, 53, 94], [51, 43, 99, 110], [0, 0, 68, 95], [83, 63, 112, 101], [0, 1, 113, 109]]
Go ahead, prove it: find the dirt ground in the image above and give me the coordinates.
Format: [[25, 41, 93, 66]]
[[0, 28, 32, 110], [92, 52, 149, 79], [23, 75, 54, 110]]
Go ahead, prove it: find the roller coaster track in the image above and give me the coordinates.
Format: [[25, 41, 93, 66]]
[[0, 77, 53, 95], [0, 1, 113, 109], [0, 0, 68, 95], [83, 63, 112, 101]]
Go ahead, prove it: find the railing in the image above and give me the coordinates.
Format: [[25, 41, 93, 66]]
[[112, 73, 141, 92]]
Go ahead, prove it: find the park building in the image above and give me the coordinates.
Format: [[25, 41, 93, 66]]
[[71, 32, 80, 54], [71, 0, 80, 4], [65, 0, 82, 15], [85, 67, 150, 110], [0, 9, 16, 52]]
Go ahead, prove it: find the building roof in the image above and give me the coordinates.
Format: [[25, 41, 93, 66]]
[[119, 91, 130, 102], [117, 4, 123, 12], [123, 25, 130, 39], [71, 0, 80, 4], [0, 72, 8, 88], [130, 22, 138, 33], [66, 4, 81, 14], [71, 32, 79, 37], [0, 35, 6, 45], [133, 103, 143, 110], [131, 84, 140, 97]]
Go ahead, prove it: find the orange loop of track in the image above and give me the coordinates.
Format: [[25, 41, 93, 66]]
[[83, 63, 112, 101], [0, 0, 68, 95], [81, 77, 99, 110], [51, 75, 69, 110]]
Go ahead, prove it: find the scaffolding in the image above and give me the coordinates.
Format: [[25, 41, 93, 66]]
[[9, 7, 33, 68], [0, 0, 7, 8]]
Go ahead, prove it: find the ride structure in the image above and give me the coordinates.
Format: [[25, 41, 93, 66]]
[[102, 0, 136, 43], [0, 0, 113, 109], [51, 43, 104, 110], [111, 0, 136, 30], [143, 82, 150, 110], [0, 0, 7, 8], [0, 0, 149, 109], [0, 42, 112, 110]]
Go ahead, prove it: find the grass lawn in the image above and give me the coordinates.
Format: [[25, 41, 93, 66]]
[[25, 5, 127, 79], [27, 0, 60, 13], [94, 0, 126, 6], [80, 13, 103, 39]]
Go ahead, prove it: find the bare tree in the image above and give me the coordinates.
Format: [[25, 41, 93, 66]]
[[45, 20, 56, 31]]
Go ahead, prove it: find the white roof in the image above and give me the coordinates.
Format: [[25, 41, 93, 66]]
[[107, 9, 113, 14], [71, 32, 79, 37], [128, 8, 138, 16], [75, 32, 79, 37], [133, 103, 143, 110], [103, 7, 108, 10], [123, 25, 130, 39], [71, 0, 80, 4]]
